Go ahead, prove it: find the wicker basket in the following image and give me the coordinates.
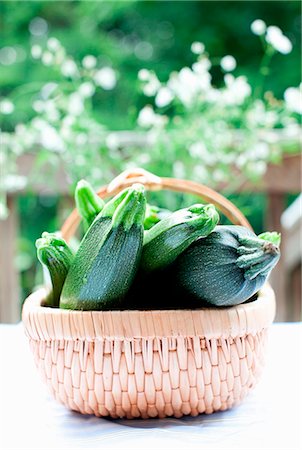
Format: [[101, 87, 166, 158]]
[[22, 168, 276, 419]]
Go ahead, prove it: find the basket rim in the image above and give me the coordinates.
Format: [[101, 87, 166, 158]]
[[22, 284, 276, 341]]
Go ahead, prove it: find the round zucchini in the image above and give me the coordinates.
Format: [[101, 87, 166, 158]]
[[172, 225, 281, 306]]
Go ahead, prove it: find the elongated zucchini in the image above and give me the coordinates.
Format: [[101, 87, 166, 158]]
[[60, 183, 146, 310], [140, 204, 219, 272], [173, 225, 281, 306], [75, 179, 104, 231], [36, 232, 74, 307]]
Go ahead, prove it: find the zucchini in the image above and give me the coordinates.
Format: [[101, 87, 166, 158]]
[[173, 225, 281, 306], [140, 204, 219, 272], [60, 183, 146, 310], [36, 232, 74, 307], [144, 204, 171, 230], [75, 179, 104, 231]]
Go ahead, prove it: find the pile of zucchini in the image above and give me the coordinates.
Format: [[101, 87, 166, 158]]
[[36, 180, 280, 310]]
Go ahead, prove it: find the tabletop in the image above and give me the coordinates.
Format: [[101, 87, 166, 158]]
[[0, 322, 301, 450]]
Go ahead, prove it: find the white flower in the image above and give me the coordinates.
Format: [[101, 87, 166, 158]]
[[284, 86, 302, 114], [213, 169, 226, 183], [68, 93, 84, 115], [0, 99, 14, 114], [235, 153, 247, 168], [82, 55, 97, 69], [250, 142, 270, 159], [137, 106, 155, 127], [223, 75, 251, 105], [276, 35, 292, 54], [178, 65, 207, 86], [53, 48, 66, 65], [41, 51, 53, 66], [266, 26, 292, 54], [32, 100, 45, 113], [191, 42, 205, 55], [173, 161, 185, 178], [193, 164, 208, 181], [251, 19, 266, 36], [78, 82, 95, 98], [138, 69, 150, 81], [281, 122, 301, 138], [248, 161, 267, 176], [167, 66, 211, 106], [266, 25, 282, 39], [188, 141, 217, 165], [62, 115, 75, 128], [205, 87, 221, 103], [32, 117, 47, 130], [47, 37, 60, 51], [137, 105, 166, 128], [220, 55, 236, 72], [15, 124, 26, 135], [137, 153, 151, 164], [142, 73, 161, 96], [75, 133, 88, 146], [192, 57, 211, 74], [44, 100, 60, 121], [2, 174, 27, 190], [188, 141, 207, 158], [61, 59, 78, 77], [155, 87, 174, 107], [106, 133, 120, 150], [60, 120, 73, 139], [40, 125, 64, 152], [94, 67, 117, 90], [32, 100, 60, 122], [0, 202, 8, 220], [31, 45, 42, 59]]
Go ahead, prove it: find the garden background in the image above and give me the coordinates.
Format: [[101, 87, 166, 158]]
[[0, 0, 301, 322]]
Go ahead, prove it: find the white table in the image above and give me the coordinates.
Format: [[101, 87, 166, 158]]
[[0, 322, 301, 450]]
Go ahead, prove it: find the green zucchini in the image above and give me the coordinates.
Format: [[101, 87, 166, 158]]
[[173, 225, 281, 306], [60, 183, 146, 310], [140, 204, 219, 272], [36, 232, 74, 307], [144, 204, 171, 230], [75, 179, 104, 231]]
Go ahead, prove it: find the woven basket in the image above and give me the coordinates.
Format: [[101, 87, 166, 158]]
[[22, 168, 276, 419]]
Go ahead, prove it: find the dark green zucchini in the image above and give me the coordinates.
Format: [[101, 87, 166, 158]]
[[140, 204, 219, 272], [173, 225, 281, 306], [60, 183, 146, 310], [36, 232, 74, 307], [75, 179, 104, 231]]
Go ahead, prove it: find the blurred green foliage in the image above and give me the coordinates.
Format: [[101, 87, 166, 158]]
[[1, 1, 300, 130]]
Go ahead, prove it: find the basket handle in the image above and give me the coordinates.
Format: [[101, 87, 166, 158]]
[[61, 168, 252, 241]]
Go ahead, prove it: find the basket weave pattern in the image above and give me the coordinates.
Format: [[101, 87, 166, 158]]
[[28, 329, 267, 419], [23, 285, 274, 419], [22, 169, 276, 418]]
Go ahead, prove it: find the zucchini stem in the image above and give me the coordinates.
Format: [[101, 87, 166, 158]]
[[75, 180, 105, 230]]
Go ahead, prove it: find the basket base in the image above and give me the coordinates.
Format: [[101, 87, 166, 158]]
[[27, 330, 268, 419]]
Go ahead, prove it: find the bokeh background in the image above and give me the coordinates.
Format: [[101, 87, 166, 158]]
[[0, 0, 301, 323]]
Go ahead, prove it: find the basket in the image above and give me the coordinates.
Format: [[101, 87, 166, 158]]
[[22, 168, 276, 419]]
